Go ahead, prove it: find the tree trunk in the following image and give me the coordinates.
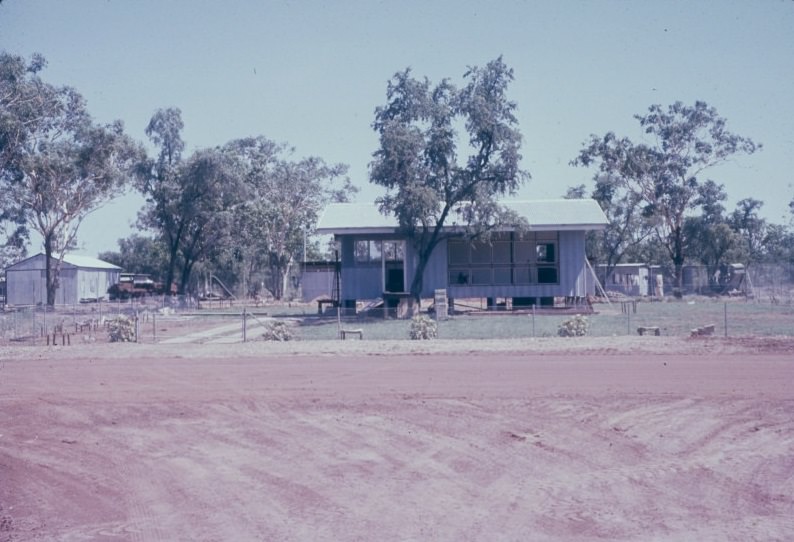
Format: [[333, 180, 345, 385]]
[[165, 244, 179, 298], [281, 257, 294, 301], [668, 225, 686, 293], [44, 235, 56, 306], [270, 259, 283, 300], [409, 248, 433, 304], [179, 259, 195, 296]]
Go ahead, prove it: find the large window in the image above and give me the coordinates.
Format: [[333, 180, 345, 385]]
[[355, 240, 404, 263], [355, 240, 374, 262], [448, 233, 559, 286], [382, 241, 404, 262]]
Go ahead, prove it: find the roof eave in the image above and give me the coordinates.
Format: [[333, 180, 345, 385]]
[[316, 227, 401, 236], [318, 224, 608, 235]]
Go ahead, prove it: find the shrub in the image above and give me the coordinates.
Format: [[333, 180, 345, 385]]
[[108, 315, 135, 342], [409, 315, 437, 340], [262, 320, 295, 341], [557, 314, 589, 337]]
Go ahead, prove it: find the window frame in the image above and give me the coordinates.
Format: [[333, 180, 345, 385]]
[[446, 232, 560, 286]]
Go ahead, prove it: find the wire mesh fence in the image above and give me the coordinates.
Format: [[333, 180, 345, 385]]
[[0, 295, 267, 345], [2, 293, 792, 346]]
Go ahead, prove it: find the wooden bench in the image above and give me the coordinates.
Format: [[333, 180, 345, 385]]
[[637, 326, 660, 336], [340, 328, 364, 340]]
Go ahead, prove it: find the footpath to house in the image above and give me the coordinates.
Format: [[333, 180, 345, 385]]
[[159, 316, 272, 345]]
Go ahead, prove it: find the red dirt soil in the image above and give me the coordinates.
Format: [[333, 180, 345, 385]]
[[1, 344, 793, 541]]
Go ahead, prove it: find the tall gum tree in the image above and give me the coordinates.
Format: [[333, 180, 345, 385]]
[[221, 137, 353, 299], [0, 52, 46, 266], [137, 107, 185, 295], [370, 57, 529, 302], [1, 53, 141, 304], [573, 101, 760, 290]]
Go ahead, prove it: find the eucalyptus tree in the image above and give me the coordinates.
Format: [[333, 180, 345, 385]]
[[139, 108, 249, 295], [137, 107, 186, 294], [683, 181, 741, 285], [138, 118, 245, 295], [172, 147, 246, 294], [223, 136, 353, 299], [1, 52, 141, 304], [730, 198, 766, 266], [566, 174, 653, 285], [0, 52, 43, 261], [761, 224, 794, 269], [370, 57, 529, 301], [573, 101, 760, 289], [680, 191, 768, 289]]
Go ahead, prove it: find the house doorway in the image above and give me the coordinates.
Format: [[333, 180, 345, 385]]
[[381, 240, 406, 293], [385, 267, 404, 293]]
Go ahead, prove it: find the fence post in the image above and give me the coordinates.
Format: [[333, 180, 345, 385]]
[[532, 304, 536, 338], [153, 312, 157, 342], [724, 302, 728, 337], [242, 308, 247, 343], [627, 307, 631, 336]]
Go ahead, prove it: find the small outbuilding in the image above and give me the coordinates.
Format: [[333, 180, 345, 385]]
[[4, 253, 121, 306], [316, 199, 608, 313], [596, 263, 652, 297]]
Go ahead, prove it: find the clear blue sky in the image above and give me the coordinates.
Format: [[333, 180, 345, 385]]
[[2, 0, 793, 257]]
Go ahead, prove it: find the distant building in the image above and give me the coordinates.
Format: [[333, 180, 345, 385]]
[[595, 263, 651, 297], [300, 261, 338, 303], [4, 253, 121, 305]]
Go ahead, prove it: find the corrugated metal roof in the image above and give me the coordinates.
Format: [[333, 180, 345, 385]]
[[61, 254, 121, 270], [5, 253, 121, 271], [317, 199, 608, 234]]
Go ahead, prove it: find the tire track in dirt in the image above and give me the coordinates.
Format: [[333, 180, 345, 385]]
[[2, 354, 793, 540], [517, 396, 794, 541]]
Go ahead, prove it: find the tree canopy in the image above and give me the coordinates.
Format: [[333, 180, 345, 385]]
[[136, 110, 354, 299], [370, 57, 529, 300], [573, 100, 760, 290], [216, 137, 353, 299], [1, 52, 141, 304], [137, 108, 246, 295]]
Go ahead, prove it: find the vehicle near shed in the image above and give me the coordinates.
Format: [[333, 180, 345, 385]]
[[108, 273, 171, 300]]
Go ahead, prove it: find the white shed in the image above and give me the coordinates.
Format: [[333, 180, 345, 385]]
[[4, 253, 121, 306]]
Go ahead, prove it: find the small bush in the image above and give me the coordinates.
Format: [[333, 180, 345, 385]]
[[262, 320, 295, 341], [557, 314, 589, 337], [409, 315, 438, 340], [108, 315, 135, 342]]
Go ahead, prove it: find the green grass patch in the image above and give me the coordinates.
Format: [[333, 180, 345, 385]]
[[295, 298, 794, 341]]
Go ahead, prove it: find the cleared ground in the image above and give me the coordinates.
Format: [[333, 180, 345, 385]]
[[1, 338, 793, 541]]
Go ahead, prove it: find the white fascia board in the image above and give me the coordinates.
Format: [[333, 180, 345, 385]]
[[319, 224, 606, 235], [316, 227, 401, 236]]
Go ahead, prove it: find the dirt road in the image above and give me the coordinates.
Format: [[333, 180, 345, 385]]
[[1, 348, 793, 541]]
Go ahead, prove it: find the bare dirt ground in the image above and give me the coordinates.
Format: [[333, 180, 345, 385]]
[[1, 337, 793, 541]]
